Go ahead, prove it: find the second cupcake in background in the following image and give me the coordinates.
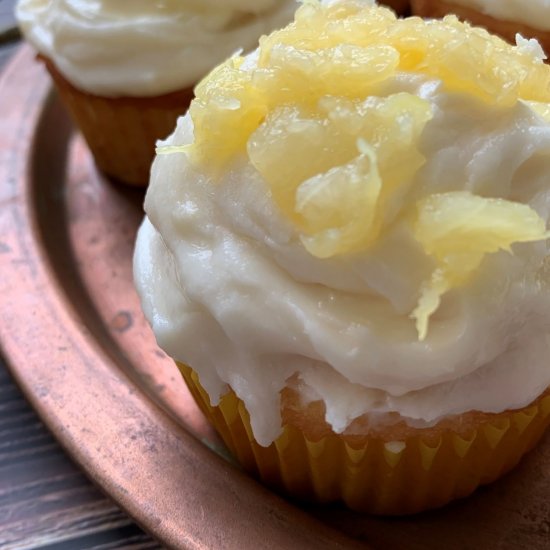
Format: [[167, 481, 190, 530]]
[[16, 0, 297, 185], [411, 0, 550, 53]]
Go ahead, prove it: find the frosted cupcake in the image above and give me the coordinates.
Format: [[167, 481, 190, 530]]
[[16, 0, 297, 185], [411, 1, 550, 53], [134, 0, 550, 514]]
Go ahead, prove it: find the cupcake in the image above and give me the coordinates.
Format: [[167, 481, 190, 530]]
[[411, 0, 550, 53], [15, 0, 297, 186], [134, 0, 550, 514]]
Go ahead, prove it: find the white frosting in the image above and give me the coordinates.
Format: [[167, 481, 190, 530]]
[[16, 0, 297, 96], [134, 69, 550, 447], [452, 0, 550, 32]]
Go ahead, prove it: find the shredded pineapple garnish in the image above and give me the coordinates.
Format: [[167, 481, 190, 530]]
[[179, 0, 550, 338], [190, 1, 550, 172], [247, 93, 432, 256], [413, 192, 550, 339]]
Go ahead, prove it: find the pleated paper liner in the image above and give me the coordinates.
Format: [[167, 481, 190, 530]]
[[39, 56, 194, 186], [177, 362, 550, 515], [410, 0, 550, 54]]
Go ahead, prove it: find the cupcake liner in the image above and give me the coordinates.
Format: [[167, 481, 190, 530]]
[[410, 0, 550, 54], [178, 362, 550, 515], [40, 56, 194, 186]]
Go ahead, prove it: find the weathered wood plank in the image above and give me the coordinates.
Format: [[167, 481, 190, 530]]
[[0, 358, 162, 548], [0, 0, 18, 41]]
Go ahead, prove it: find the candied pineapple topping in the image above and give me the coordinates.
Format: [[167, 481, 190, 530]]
[[186, 1, 550, 339]]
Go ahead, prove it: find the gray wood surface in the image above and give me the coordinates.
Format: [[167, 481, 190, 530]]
[[0, 365, 162, 550], [0, 0, 18, 39]]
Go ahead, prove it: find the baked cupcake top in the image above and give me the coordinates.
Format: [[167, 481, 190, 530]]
[[135, 0, 550, 445], [450, 0, 550, 32], [15, 0, 297, 96]]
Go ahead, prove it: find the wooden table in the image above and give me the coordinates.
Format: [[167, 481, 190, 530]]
[[0, 361, 161, 549], [0, 4, 161, 548]]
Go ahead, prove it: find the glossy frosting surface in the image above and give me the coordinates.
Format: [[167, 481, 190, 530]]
[[452, 0, 550, 32]]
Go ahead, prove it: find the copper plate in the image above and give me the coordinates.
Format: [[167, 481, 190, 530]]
[[1, 46, 549, 550]]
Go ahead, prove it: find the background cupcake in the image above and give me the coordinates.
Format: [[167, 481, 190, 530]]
[[16, 0, 297, 185], [135, 1, 550, 514], [411, 0, 550, 53], [380, 0, 410, 14]]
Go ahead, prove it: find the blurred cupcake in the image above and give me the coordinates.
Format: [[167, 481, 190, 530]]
[[16, 0, 297, 186], [380, 0, 410, 14], [411, 0, 550, 53], [134, 0, 550, 514]]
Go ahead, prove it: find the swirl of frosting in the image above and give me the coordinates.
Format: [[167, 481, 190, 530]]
[[134, 1, 550, 446], [15, 0, 297, 96], [449, 0, 550, 32]]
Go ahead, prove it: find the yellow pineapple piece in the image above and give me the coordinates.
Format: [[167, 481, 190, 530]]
[[176, 0, 550, 339], [248, 93, 432, 256], [412, 192, 550, 339], [189, 57, 267, 171], [189, 2, 550, 174]]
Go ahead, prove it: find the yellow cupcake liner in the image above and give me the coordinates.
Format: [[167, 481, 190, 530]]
[[178, 363, 550, 515], [41, 56, 193, 186]]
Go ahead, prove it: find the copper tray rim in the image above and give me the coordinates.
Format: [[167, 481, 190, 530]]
[[0, 45, 364, 550], [4, 44, 550, 550]]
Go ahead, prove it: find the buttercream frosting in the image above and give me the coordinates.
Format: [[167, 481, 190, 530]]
[[134, 2, 550, 446], [451, 0, 550, 32], [16, 0, 297, 96]]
